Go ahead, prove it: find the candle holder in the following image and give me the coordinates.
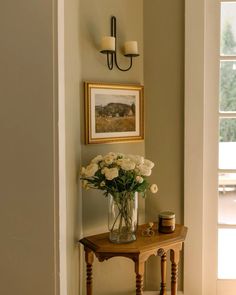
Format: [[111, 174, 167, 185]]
[[100, 16, 140, 72]]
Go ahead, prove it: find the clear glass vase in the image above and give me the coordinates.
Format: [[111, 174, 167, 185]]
[[108, 191, 138, 244]]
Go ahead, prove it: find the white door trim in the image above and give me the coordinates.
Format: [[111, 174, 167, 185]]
[[58, 0, 68, 294], [184, 0, 219, 294]]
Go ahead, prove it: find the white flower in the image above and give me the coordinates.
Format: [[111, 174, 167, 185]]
[[116, 158, 123, 166], [100, 181, 106, 187], [126, 154, 144, 166], [99, 161, 105, 168], [91, 155, 103, 163], [150, 184, 158, 193], [101, 167, 108, 174], [136, 176, 144, 183], [84, 163, 99, 177], [80, 167, 86, 176], [82, 180, 90, 190], [143, 159, 155, 169], [105, 167, 119, 180], [103, 155, 114, 165], [137, 164, 152, 176], [120, 159, 136, 171], [107, 152, 117, 159]]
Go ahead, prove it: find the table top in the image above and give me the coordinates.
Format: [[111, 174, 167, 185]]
[[79, 224, 187, 254]]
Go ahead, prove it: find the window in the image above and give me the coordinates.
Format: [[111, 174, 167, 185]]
[[185, 0, 231, 294], [218, 0, 236, 287]]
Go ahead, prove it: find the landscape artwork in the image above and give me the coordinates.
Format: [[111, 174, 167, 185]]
[[85, 82, 144, 144], [95, 94, 136, 133]]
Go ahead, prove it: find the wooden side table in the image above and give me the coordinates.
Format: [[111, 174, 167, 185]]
[[79, 223, 187, 295]]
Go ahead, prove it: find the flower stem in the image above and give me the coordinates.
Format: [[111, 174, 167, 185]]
[[109, 192, 136, 241]]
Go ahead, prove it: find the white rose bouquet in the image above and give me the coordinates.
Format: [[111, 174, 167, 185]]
[[81, 152, 158, 243], [80, 152, 158, 198]]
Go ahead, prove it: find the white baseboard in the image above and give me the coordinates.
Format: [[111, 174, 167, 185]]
[[144, 292, 183, 295]]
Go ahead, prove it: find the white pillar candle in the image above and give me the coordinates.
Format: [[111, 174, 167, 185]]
[[124, 41, 138, 55], [101, 36, 115, 52]]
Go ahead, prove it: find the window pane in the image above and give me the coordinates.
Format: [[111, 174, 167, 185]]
[[219, 119, 236, 169], [220, 118, 236, 142], [221, 3, 236, 56], [218, 229, 236, 279], [219, 173, 236, 224], [220, 61, 236, 112]]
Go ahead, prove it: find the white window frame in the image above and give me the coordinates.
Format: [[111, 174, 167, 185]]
[[217, 1, 236, 292], [185, 0, 220, 294]]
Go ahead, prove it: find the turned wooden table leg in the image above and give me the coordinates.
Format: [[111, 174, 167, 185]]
[[85, 247, 94, 295], [135, 259, 145, 295], [170, 245, 181, 295], [158, 249, 167, 295]]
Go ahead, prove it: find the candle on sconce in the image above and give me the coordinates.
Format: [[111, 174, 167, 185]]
[[100, 36, 115, 52], [124, 41, 138, 55]]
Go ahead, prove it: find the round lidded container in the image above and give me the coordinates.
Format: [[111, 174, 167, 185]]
[[158, 211, 175, 233]]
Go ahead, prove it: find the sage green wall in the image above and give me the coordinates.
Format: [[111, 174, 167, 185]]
[[144, 0, 185, 291], [78, 0, 184, 293], [0, 1, 184, 294], [0, 1, 58, 295], [79, 0, 144, 294]]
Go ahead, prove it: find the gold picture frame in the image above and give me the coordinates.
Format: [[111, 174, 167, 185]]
[[84, 82, 144, 144]]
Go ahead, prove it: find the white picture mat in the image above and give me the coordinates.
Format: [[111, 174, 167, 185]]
[[90, 87, 140, 139]]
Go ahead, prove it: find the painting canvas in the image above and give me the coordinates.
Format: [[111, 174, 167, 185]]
[[85, 82, 144, 144]]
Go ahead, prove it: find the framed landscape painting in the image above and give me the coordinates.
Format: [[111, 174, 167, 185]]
[[84, 82, 144, 144]]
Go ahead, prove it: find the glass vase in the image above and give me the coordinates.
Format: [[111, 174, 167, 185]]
[[108, 191, 138, 244]]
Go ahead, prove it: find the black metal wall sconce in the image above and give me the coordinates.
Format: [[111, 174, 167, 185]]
[[100, 16, 139, 72]]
